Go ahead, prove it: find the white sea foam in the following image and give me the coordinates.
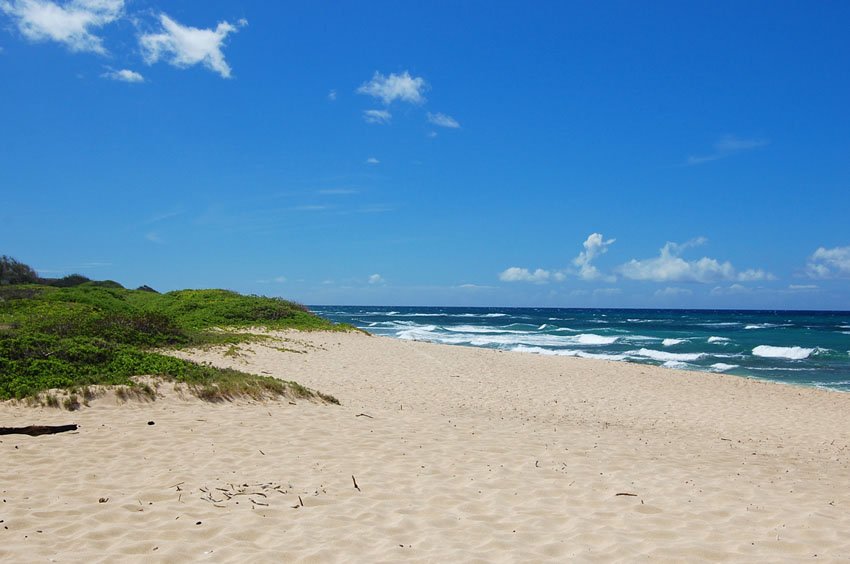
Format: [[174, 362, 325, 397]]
[[662, 360, 692, 370], [444, 325, 525, 334], [554, 327, 579, 332], [619, 334, 659, 342], [395, 326, 617, 349], [574, 334, 619, 345], [752, 345, 814, 360], [750, 366, 818, 372], [710, 363, 739, 372], [510, 345, 628, 361], [744, 323, 791, 329], [632, 349, 706, 362], [401, 313, 444, 317], [662, 338, 686, 347], [708, 336, 730, 344]]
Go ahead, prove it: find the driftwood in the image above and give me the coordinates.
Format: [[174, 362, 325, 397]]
[[0, 424, 77, 436]]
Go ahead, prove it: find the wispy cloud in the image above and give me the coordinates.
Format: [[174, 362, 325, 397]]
[[145, 231, 163, 244], [1, 0, 123, 54], [357, 71, 427, 105], [101, 68, 143, 83], [142, 210, 182, 225], [654, 286, 693, 298], [619, 238, 774, 283], [327, 89, 337, 101], [363, 109, 391, 124], [368, 273, 385, 284], [257, 275, 287, 284], [457, 283, 495, 290], [686, 135, 769, 166], [139, 14, 247, 78], [427, 112, 460, 129], [365, 157, 380, 165]]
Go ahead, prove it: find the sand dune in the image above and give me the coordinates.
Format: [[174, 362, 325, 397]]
[[2, 330, 849, 562]]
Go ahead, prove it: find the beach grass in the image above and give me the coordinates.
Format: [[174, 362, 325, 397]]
[[0, 272, 350, 405]]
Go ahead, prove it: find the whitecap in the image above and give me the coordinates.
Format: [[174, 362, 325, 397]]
[[710, 363, 739, 372], [662, 360, 692, 370], [745, 323, 792, 330], [662, 338, 686, 347], [510, 345, 627, 361], [708, 336, 730, 344], [574, 334, 619, 345], [632, 348, 705, 362], [444, 325, 525, 335], [752, 345, 814, 360]]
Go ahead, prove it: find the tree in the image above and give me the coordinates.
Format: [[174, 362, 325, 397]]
[[0, 256, 39, 285]]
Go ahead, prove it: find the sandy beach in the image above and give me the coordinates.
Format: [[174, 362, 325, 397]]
[[2, 330, 849, 562]]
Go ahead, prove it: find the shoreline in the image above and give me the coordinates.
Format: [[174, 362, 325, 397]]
[[3, 330, 850, 561]]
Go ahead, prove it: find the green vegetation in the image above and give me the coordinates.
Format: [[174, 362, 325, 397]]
[[0, 257, 349, 406]]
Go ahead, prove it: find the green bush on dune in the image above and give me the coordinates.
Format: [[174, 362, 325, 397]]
[[0, 257, 348, 404]]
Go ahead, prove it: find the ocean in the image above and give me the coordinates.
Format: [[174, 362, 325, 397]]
[[311, 306, 850, 392]]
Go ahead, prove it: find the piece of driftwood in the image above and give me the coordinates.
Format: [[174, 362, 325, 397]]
[[0, 424, 77, 436]]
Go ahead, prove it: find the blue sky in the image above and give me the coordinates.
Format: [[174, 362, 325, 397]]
[[1, 1, 849, 309]]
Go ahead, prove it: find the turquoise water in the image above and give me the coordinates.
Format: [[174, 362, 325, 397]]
[[311, 307, 850, 392]]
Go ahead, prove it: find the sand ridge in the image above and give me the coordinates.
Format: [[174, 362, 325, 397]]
[[2, 330, 850, 562]]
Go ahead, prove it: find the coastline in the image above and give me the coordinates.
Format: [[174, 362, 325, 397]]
[[2, 330, 849, 561]]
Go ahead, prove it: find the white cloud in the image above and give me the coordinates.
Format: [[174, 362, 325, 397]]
[[357, 71, 426, 104], [101, 68, 143, 82], [806, 246, 850, 278], [499, 267, 550, 284], [572, 232, 615, 281], [458, 283, 494, 290], [619, 238, 773, 283], [686, 135, 769, 166], [654, 286, 693, 298], [273, 275, 286, 283], [685, 135, 770, 166], [368, 273, 384, 285], [710, 283, 751, 296], [139, 14, 246, 78], [363, 109, 391, 124], [1, 0, 123, 54], [327, 89, 337, 101], [427, 112, 460, 128], [788, 284, 818, 291], [365, 157, 380, 165]]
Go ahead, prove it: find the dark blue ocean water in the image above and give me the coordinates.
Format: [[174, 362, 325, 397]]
[[311, 306, 850, 392]]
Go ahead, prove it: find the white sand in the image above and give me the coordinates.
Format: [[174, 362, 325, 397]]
[[2, 330, 849, 562]]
